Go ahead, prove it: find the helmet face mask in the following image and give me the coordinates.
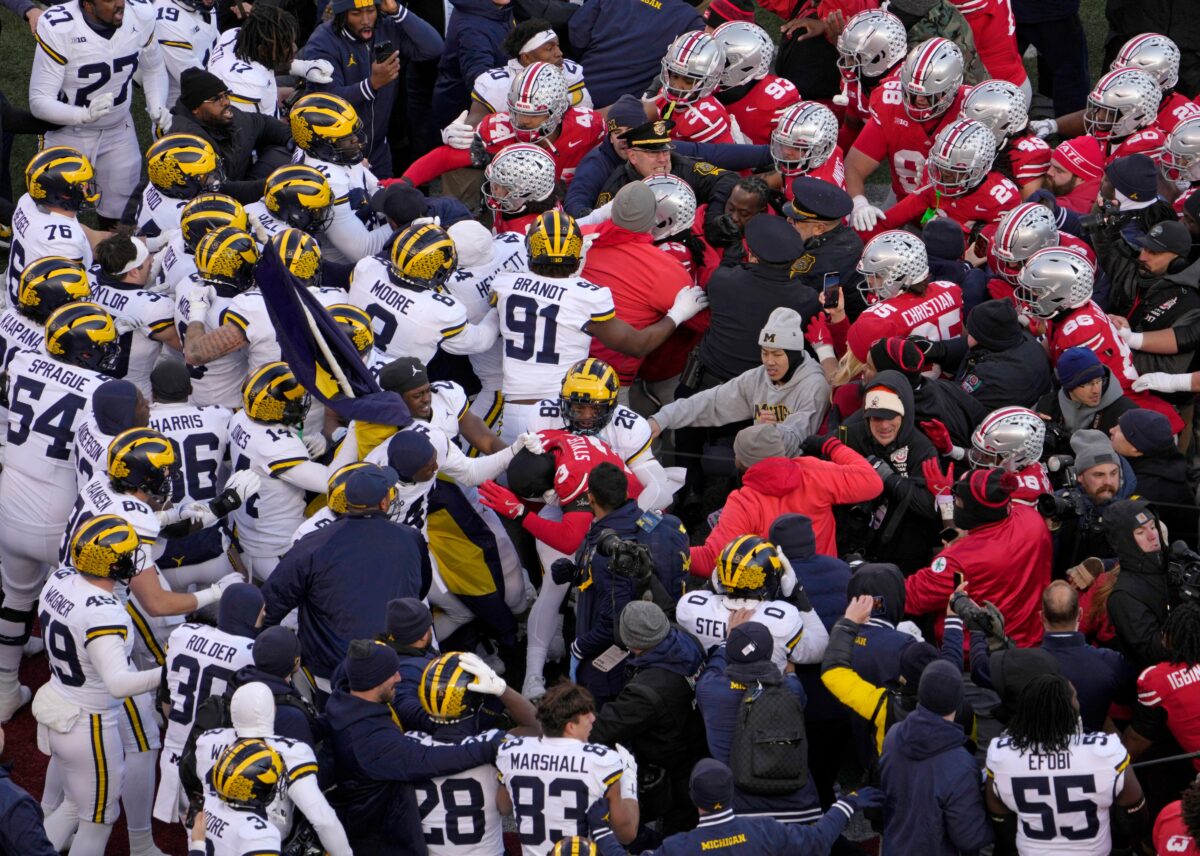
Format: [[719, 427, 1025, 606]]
[[482, 144, 557, 214], [856, 231, 929, 303], [508, 62, 569, 144], [560, 358, 619, 435], [264, 165, 335, 234], [770, 102, 838, 177], [661, 32, 725, 105], [715, 535, 783, 601], [900, 38, 964, 123], [969, 406, 1045, 471], [993, 202, 1058, 285], [291, 93, 367, 166], [1083, 68, 1161, 141], [1015, 247, 1094, 319], [26, 147, 101, 214], [836, 10, 907, 83]]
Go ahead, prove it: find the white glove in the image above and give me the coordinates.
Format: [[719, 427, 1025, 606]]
[[441, 110, 475, 150], [778, 552, 798, 598], [1029, 118, 1057, 138], [182, 502, 219, 528], [896, 620, 925, 641], [84, 92, 116, 123], [193, 572, 246, 608], [249, 216, 273, 245], [665, 285, 709, 326], [303, 432, 328, 458], [850, 195, 886, 231], [457, 651, 507, 696], [1116, 326, 1144, 349], [156, 505, 186, 526], [512, 432, 545, 455], [144, 229, 176, 254], [289, 58, 334, 84], [224, 470, 262, 503], [148, 104, 172, 136], [410, 215, 441, 227], [1133, 371, 1194, 394], [184, 283, 215, 325], [615, 743, 638, 800]]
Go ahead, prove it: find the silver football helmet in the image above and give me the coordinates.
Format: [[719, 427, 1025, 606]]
[[507, 62, 570, 144], [900, 38, 964, 122], [836, 9, 907, 81], [959, 79, 1030, 147], [770, 102, 839, 178], [969, 406, 1046, 471], [1161, 116, 1200, 184], [857, 230, 930, 303], [992, 202, 1059, 284], [927, 118, 996, 196], [483, 144, 557, 213], [712, 22, 774, 89], [1083, 67, 1161, 141], [1113, 33, 1181, 92], [643, 174, 697, 241], [1015, 247, 1094, 319], [661, 31, 726, 105]]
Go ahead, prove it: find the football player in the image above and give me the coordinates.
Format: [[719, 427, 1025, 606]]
[[176, 226, 259, 409], [328, 302, 389, 382], [846, 38, 970, 226], [871, 118, 1021, 236], [986, 674, 1145, 856], [136, 134, 224, 240], [770, 102, 845, 195], [496, 683, 638, 856], [984, 201, 1095, 303], [35, 516, 163, 856], [832, 9, 907, 142], [148, 359, 232, 510], [949, 0, 1028, 96], [29, 0, 169, 222], [959, 79, 1051, 198], [676, 535, 828, 671], [2, 257, 92, 366], [156, 192, 249, 296], [348, 222, 499, 366], [1081, 68, 1164, 164], [0, 303, 120, 720], [968, 406, 1052, 505], [483, 143, 561, 235], [1161, 116, 1200, 214], [194, 738, 286, 855], [850, 231, 964, 342], [652, 31, 741, 145], [290, 92, 390, 263], [245, 164, 335, 242], [712, 22, 799, 146], [6, 147, 99, 305], [152, 0, 219, 105], [490, 210, 707, 444]]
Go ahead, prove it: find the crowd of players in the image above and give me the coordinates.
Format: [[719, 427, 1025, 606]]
[[1, 0, 1200, 852]]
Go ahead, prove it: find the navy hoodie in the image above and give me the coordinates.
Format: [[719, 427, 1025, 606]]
[[845, 563, 916, 688], [880, 706, 992, 856], [432, 0, 513, 126]]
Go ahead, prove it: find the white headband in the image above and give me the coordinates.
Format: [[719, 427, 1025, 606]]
[[115, 237, 150, 277], [520, 30, 557, 56]]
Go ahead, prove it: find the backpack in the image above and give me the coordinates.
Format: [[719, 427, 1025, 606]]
[[730, 681, 809, 795]]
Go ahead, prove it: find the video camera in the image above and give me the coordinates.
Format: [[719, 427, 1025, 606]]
[[1168, 541, 1200, 603], [1079, 198, 1123, 231], [1036, 489, 1087, 523], [595, 529, 654, 584]]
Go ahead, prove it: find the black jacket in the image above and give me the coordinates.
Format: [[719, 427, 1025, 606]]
[[790, 224, 865, 315], [1103, 499, 1173, 669], [911, 375, 988, 449], [168, 98, 293, 203], [0, 765, 56, 856], [956, 332, 1053, 412], [596, 154, 738, 247]]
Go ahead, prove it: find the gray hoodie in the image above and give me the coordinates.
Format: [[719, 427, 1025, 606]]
[[653, 358, 830, 453]]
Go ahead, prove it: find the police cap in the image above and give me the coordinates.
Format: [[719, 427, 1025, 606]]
[[783, 176, 854, 222], [619, 119, 676, 151], [743, 214, 806, 264]]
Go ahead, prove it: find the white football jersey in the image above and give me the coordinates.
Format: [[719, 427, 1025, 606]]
[[152, 0, 219, 105], [987, 731, 1130, 856], [38, 567, 138, 711], [174, 276, 248, 409], [156, 232, 196, 296], [244, 201, 291, 241], [149, 401, 232, 505], [444, 232, 527, 392], [162, 622, 254, 752], [199, 795, 282, 856], [90, 281, 174, 398], [227, 410, 311, 558], [348, 257, 479, 364], [525, 401, 653, 464], [489, 271, 615, 400], [496, 735, 624, 856], [471, 58, 591, 113], [0, 308, 46, 365], [293, 153, 387, 265], [224, 287, 345, 374], [136, 184, 187, 240], [6, 195, 92, 305], [291, 506, 336, 545], [675, 590, 803, 671], [72, 413, 118, 488], [0, 350, 108, 526], [412, 730, 505, 856], [206, 27, 277, 115]]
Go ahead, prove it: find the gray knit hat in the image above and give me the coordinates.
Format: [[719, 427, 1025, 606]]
[[758, 307, 805, 351], [734, 423, 788, 468], [619, 601, 670, 650], [1070, 429, 1119, 474], [611, 182, 658, 233]]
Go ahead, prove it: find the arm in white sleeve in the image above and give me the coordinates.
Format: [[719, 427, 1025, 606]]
[[630, 455, 676, 511], [29, 42, 89, 124], [278, 461, 334, 494], [287, 776, 352, 856], [138, 34, 169, 113], [788, 609, 831, 665], [89, 635, 161, 698], [325, 206, 391, 261], [328, 422, 362, 472], [439, 442, 514, 485], [442, 309, 500, 356]]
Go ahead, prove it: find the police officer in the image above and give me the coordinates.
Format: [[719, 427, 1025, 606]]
[[783, 177, 866, 318], [595, 119, 740, 249]]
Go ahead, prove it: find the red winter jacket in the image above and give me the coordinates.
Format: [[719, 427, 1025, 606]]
[[689, 440, 882, 573], [904, 504, 1052, 649]]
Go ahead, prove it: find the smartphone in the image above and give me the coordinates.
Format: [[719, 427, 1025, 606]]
[[373, 41, 394, 63], [822, 272, 840, 309], [871, 595, 885, 615], [954, 571, 964, 588]]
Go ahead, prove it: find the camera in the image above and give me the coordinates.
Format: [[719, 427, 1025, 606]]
[[1168, 541, 1200, 603], [1036, 489, 1086, 522], [1079, 198, 1122, 231], [596, 528, 653, 583]]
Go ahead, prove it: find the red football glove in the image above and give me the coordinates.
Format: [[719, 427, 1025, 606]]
[[805, 313, 832, 347], [919, 419, 954, 455], [479, 480, 526, 520], [922, 458, 955, 497]]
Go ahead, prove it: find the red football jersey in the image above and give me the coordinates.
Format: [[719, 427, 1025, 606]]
[[1175, 185, 1198, 215], [538, 429, 644, 505], [1138, 661, 1200, 771], [1154, 802, 1200, 855], [851, 79, 968, 200], [478, 107, 605, 183], [1158, 92, 1200, 135], [656, 95, 738, 144], [1046, 300, 1139, 391], [1100, 127, 1165, 164], [723, 75, 801, 145], [981, 228, 1097, 299], [950, 0, 1027, 87], [1005, 133, 1051, 185], [1010, 462, 1051, 506], [782, 147, 846, 196], [860, 280, 964, 341], [872, 170, 1021, 236]]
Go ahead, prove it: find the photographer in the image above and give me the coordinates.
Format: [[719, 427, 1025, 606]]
[[1103, 499, 1172, 669]]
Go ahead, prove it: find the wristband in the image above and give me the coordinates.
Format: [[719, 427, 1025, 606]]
[[815, 344, 835, 362], [192, 584, 220, 610], [1124, 330, 1144, 349]]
